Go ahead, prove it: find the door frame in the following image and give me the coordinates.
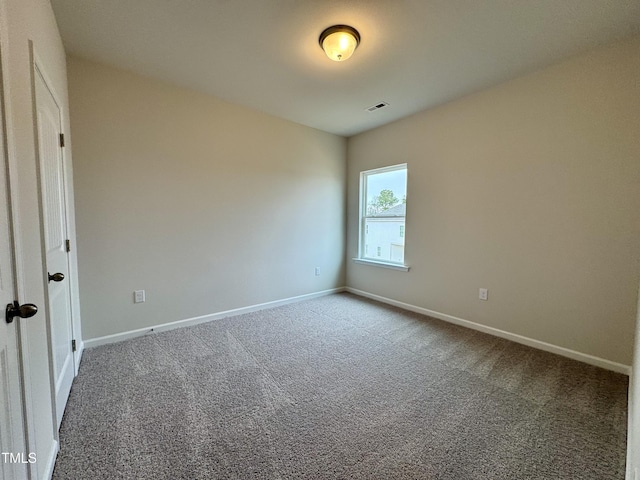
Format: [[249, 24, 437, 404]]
[[0, 4, 41, 479], [0, 16, 28, 480], [626, 284, 640, 480], [30, 45, 80, 430]]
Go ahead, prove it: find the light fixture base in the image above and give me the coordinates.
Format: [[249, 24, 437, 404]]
[[319, 25, 361, 62]]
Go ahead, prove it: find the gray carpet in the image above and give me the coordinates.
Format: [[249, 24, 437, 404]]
[[53, 293, 628, 479]]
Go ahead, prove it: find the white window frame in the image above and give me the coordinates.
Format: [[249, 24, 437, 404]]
[[354, 163, 409, 271]]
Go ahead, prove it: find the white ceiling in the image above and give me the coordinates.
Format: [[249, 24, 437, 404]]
[[51, 0, 640, 137]]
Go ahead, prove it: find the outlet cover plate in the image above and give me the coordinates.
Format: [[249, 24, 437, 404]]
[[134, 290, 145, 303]]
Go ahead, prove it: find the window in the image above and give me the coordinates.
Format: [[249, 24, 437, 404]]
[[357, 164, 407, 268]]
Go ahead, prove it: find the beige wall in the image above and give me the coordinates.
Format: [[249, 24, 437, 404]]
[[67, 57, 347, 340], [2, 0, 81, 476], [347, 35, 640, 366]]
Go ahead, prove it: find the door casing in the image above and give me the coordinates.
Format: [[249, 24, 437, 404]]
[[31, 50, 78, 431], [0, 20, 28, 480]]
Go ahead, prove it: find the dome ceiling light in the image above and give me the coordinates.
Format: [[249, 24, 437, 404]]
[[319, 25, 360, 62]]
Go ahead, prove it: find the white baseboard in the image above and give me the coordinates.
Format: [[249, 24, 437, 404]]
[[43, 438, 58, 480], [84, 287, 346, 349], [73, 341, 84, 376], [82, 285, 630, 375], [346, 287, 631, 375], [627, 366, 635, 480]]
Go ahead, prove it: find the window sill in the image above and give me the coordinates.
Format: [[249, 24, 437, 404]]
[[352, 258, 410, 272]]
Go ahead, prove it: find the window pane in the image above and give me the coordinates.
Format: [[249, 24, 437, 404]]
[[365, 168, 407, 215], [361, 166, 406, 264]]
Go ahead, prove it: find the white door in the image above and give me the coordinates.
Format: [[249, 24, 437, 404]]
[[0, 52, 28, 480], [34, 66, 74, 429]]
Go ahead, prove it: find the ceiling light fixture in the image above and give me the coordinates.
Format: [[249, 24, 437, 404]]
[[319, 25, 360, 62]]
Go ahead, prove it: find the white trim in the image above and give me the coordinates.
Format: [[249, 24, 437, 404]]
[[358, 163, 407, 261], [0, 4, 39, 475], [35, 46, 83, 380], [346, 287, 631, 375], [628, 364, 636, 480], [84, 287, 346, 348], [30, 44, 66, 442], [352, 258, 409, 271], [625, 284, 640, 480], [42, 438, 58, 480], [360, 163, 408, 177], [73, 340, 84, 376], [0, 11, 29, 478]]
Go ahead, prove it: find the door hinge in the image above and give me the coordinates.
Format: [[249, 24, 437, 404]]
[[65, 239, 71, 252], [59, 133, 65, 148], [71, 339, 76, 352]]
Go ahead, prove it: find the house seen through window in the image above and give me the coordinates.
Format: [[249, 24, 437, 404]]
[[359, 164, 407, 265]]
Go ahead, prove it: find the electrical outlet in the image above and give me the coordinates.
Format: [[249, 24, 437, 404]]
[[134, 290, 145, 303], [479, 288, 488, 301], [315, 267, 321, 276]]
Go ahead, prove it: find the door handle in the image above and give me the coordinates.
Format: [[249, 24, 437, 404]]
[[6, 301, 38, 323], [48, 272, 65, 283]]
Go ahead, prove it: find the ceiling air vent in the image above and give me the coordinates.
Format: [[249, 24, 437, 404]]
[[365, 101, 389, 113]]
